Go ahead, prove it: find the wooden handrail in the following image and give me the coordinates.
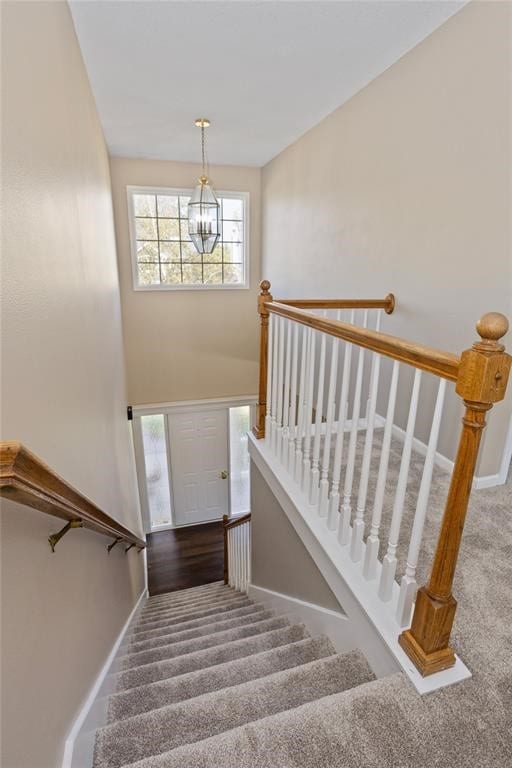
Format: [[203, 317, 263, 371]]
[[0, 441, 146, 550], [267, 301, 460, 382], [223, 513, 251, 584], [252, 282, 400, 439], [224, 512, 251, 529], [274, 294, 395, 313]]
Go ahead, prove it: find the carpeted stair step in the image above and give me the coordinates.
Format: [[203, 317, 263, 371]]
[[145, 581, 225, 605], [119, 673, 402, 768], [124, 607, 273, 655], [140, 587, 238, 617], [94, 651, 374, 768], [111, 624, 309, 692], [137, 590, 244, 623], [106, 635, 336, 724], [122, 603, 267, 647], [127, 597, 252, 635], [143, 583, 228, 610], [117, 615, 291, 671]]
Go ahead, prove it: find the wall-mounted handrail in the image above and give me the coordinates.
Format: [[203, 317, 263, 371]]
[[253, 280, 511, 680], [0, 441, 146, 551], [274, 294, 395, 313]]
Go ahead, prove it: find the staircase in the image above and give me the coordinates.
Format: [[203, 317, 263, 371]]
[[93, 581, 376, 767]]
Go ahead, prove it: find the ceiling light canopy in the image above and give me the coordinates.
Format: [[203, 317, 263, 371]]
[[188, 118, 220, 255]]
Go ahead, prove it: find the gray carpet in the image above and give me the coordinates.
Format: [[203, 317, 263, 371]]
[[93, 583, 375, 767], [93, 437, 512, 767]]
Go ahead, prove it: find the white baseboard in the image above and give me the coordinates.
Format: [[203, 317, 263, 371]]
[[61, 588, 148, 768], [382, 414, 507, 490], [247, 584, 356, 656]]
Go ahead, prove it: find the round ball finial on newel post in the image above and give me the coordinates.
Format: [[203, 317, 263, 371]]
[[475, 312, 509, 353]]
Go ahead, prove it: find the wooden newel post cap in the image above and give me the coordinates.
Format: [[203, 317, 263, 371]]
[[457, 312, 511, 403], [475, 313, 509, 351], [260, 279, 271, 295]]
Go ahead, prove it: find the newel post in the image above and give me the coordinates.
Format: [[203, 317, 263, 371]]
[[253, 280, 273, 439], [399, 313, 511, 676]]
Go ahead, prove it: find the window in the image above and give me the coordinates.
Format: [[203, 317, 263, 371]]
[[127, 186, 249, 290]]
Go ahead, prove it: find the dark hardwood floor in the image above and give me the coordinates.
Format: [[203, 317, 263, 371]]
[[146, 521, 225, 596]]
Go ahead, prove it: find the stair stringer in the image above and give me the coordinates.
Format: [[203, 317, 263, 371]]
[[248, 433, 471, 693]]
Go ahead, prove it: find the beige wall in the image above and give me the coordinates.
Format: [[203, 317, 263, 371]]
[[110, 157, 261, 405], [251, 463, 342, 611], [261, 1, 512, 476], [1, 3, 145, 766]]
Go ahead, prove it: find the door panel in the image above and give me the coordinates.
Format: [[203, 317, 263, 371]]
[[169, 409, 229, 526]]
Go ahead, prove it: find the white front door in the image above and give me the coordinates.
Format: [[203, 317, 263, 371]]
[[169, 409, 229, 526]]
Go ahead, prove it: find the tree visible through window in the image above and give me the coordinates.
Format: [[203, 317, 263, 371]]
[[128, 187, 248, 289]]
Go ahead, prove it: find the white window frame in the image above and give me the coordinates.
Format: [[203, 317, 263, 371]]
[[127, 185, 250, 292]]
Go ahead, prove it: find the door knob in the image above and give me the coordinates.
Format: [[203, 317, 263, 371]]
[[220, 470, 228, 480]]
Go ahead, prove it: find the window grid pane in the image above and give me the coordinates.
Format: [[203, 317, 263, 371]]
[[132, 191, 246, 288]]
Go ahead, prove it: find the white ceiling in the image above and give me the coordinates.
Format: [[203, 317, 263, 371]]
[[70, 1, 465, 167]]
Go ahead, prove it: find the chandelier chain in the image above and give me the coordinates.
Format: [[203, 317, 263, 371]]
[[201, 124, 206, 177]]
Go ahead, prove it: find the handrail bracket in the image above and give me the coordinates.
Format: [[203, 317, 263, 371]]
[[48, 520, 83, 552], [107, 536, 123, 554]]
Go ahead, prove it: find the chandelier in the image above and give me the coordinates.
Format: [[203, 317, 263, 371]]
[[188, 118, 220, 255]]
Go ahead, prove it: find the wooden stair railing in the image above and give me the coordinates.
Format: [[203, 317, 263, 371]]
[[253, 280, 397, 439], [223, 513, 251, 590], [0, 441, 146, 552], [253, 280, 511, 678]]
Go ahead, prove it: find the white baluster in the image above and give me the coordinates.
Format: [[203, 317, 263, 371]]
[[228, 528, 235, 587], [294, 326, 308, 485], [319, 330, 339, 517], [248, 523, 252, 585], [232, 528, 237, 590], [310, 330, 327, 505], [378, 369, 422, 601], [276, 317, 285, 457], [363, 360, 400, 580], [396, 378, 447, 626], [241, 525, 246, 591], [281, 319, 292, 465], [327, 310, 355, 531], [243, 524, 248, 591], [237, 526, 242, 591], [350, 350, 382, 562], [301, 329, 316, 497], [228, 531, 232, 587], [338, 311, 368, 545], [265, 314, 273, 438], [270, 314, 279, 451], [287, 322, 299, 473]]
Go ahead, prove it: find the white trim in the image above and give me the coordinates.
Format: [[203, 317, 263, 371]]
[[132, 395, 257, 417], [133, 397, 257, 530], [247, 584, 357, 656], [62, 588, 148, 768], [385, 416, 455, 476], [473, 473, 502, 490], [248, 433, 471, 693], [127, 186, 250, 291], [498, 413, 512, 484], [382, 413, 509, 490]]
